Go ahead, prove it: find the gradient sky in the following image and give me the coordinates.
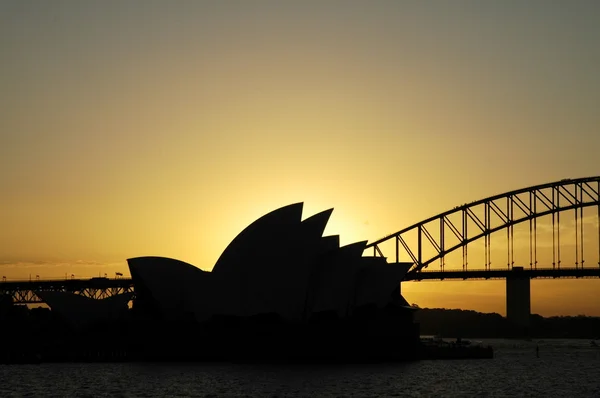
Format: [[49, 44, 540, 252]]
[[1, 1, 599, 316]]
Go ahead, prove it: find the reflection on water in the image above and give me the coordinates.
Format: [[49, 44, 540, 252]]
[[1, 339, 599, 397]]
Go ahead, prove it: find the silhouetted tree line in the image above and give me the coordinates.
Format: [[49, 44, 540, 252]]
[[414, 306, 600, 339]]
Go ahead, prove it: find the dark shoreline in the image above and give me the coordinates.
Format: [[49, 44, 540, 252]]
[[415, 308, 600, 339]]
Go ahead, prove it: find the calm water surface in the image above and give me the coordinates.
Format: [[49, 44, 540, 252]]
[[2, 339, 600, 397]]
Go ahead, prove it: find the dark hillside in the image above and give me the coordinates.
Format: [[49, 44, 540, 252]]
[[415, 307, 600, 339]]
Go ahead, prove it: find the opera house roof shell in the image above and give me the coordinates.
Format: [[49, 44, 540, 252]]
[[36, 203, 411, 328], [128, 203, 412, 323]]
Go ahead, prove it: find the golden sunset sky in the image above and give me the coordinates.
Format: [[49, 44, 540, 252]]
[[1, 2, 599, 316]]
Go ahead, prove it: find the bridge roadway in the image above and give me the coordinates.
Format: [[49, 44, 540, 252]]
[[405, 267, 600, 281], [1, 267, 599, 289], [0, 277, 134, 290]]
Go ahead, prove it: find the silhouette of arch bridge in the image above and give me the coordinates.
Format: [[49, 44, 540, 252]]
[[367, 176, 600, 329], [1, 177, 599, 330]]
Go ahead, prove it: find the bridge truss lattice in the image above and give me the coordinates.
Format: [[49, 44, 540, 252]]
[[366, 177, 600, 276]]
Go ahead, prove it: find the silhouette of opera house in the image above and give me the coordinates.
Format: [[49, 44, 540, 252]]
[[43, 203, 420, 361]]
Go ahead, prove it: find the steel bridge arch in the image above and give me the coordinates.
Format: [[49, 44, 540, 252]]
[[365, 176, 600, 274]]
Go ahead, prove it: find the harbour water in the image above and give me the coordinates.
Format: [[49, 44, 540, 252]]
[[1, 339, 599, 397]]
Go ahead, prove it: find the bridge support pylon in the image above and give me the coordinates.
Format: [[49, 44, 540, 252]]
[[506, 266, 530, 336]]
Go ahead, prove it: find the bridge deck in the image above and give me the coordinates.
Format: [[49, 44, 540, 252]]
[[0, 278, 134, 290], [2, 267, 599, 288], [406, 267, 600, 281]]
